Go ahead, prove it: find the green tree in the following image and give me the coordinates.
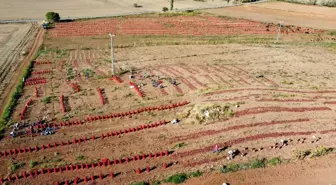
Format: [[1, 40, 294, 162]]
[[45, 12, 60, 22]]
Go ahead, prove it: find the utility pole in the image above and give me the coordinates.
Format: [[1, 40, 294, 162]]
[[108, 33, 115, 76], [276, 21, 284, 43], [170, 0, 174, 10]]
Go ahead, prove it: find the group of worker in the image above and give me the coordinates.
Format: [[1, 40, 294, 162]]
[[9, 119, 55, 138]]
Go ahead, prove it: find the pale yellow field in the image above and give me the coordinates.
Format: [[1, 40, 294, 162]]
[[0, 0, 233, 20]]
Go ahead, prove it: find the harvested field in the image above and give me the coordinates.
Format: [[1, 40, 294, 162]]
[[203, 1, 336, 30], [0, 23, 39, 114], [0, 0, 265, 21], [1, 12, 336, 185]]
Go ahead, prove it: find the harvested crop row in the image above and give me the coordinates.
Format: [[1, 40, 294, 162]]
[[234, 106, 330, 117], [175, 129, 336, 158], [204, 88, 336, 96], [0, 120, 168, 157], [172, 118, 310, 143]]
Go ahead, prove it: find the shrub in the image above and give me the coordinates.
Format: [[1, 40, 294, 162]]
[[29, 161, 38, 168], [174, 142, 186, 148], [309, 146, 330, 158], [220, 163, 240, 173], [164, 173, 188, 184], [130, 182, 149, 185], [250, 158, 266, 169], [76, 155, 86, 160], [45, 12, 60, 22], [189, 170, 203, 177], [293, 149, 311, 160], [10, 162, 25, 172], [42, 96, 51, 104], [162, 7, 169, 12], [267, 157, 281, 166]]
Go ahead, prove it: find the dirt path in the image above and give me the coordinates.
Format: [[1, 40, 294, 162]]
[[183, 153, 336, 185], [0, 25, 44, 119], [203, 1, 336, 30]]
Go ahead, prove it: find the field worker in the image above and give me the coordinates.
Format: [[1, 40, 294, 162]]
[[171, 118, 179, 124], [227, 149, 237, 160], [172, 80, 177, 86], [213, 144, 220, 153]]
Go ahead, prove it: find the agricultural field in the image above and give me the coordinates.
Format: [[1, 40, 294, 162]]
[[0, 23, 39, 114], [0, 11, 336, 185], [203, 1, 336, 30], [0, 0, 235, 21]]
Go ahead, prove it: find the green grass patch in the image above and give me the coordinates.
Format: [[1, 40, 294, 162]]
[[29, 160, 38, 168], [267, 157, 282, 166], [174, 142, 186, 148], [221, 158, 266, 173], [250, 158, 266, 169], [10, 162, 25, 173], [67, 67, 75, 80], [42, 96, 52, 104], [82, 68, 96, 77], [220, 163, 241, 173], [164, 173, 188, 184], [76, 155, 86, 160], [189, 170, 203, 177]]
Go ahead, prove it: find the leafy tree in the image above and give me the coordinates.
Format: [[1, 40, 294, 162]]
[[45, 12, 60, 22]]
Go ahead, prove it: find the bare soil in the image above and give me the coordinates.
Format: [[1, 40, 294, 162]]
[[203, 1, 336, 30], [183, 153, 336, 185]]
